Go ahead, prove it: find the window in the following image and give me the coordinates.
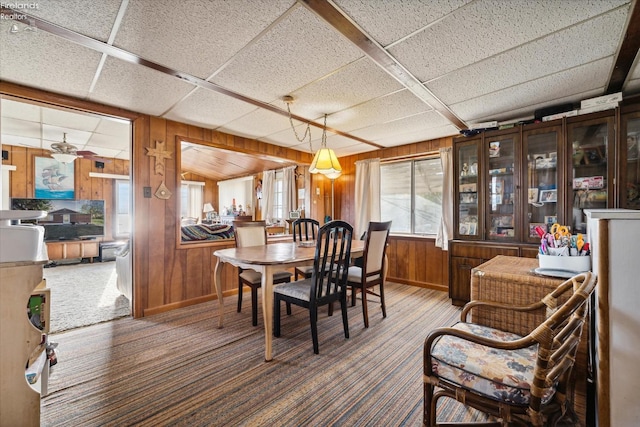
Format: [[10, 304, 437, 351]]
[[380, 157, 442, 235], [272, 170, 284, 221], [180, 181, 204, 220], [114, 180, 130, 237]]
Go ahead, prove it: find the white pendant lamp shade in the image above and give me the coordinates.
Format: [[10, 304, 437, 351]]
[[309, 147, 342, 175]]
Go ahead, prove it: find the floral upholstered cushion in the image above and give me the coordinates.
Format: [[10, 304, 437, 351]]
[[430, 322, 553, 406]]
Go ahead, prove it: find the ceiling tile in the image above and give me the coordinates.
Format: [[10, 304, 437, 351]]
[[285, 57, 404, 118], [218, 108, 292, 140], [89, 57, 195, 116], [93, 118, 132, 139], [352, 111, 453, 144], [1, 99, 41, 122], [28, 0, 122, 42], [0, 117, 41, 139], [376, 124, 460, 147], [211, 5, 364, 104], [329, 89, 433, 132], [1, 134, 42, 148], [334, 0, 473, 47], [450, 57, 614, 122], [0, 22, 102, 98], [114, 0, 295, 79], [427, 8, 628, 105], [87, 133, 129, 152], [42, 124, 91, 147], [389, 0, 630, 82], [42, 107, 102, 132], [164, 88, 259, 129]]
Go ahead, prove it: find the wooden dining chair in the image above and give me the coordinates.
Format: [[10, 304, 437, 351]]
[[346, 221, 392, 328], [273, 220, 353, 354], [423, 271, 597, 426], [233, 221, 292, 326], [291, 218, 320, 280]]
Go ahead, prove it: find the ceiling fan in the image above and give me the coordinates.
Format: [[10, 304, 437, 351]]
[[50, 133, 110, 164]]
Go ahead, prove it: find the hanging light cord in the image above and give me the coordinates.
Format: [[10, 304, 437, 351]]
[[285, 101, 313, 153]]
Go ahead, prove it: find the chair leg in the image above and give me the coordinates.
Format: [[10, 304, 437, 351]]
[[361, 283, 370, 328], [350, 284, 357, 306], [341, 296, 349, 339], [251, 286, 259, 326], [237, 277, 243, 313], [423, 380, 433, 426], [380, 282, 386, 318], [274, 297, 281, 337], [310, 306, 319, 354], [286, 302, 292, 315]]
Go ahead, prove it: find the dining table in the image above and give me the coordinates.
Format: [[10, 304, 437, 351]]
[[213, 239, 365, 361]]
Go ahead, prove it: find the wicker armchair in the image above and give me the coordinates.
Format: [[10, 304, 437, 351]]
[[423, 271, 597, 426]]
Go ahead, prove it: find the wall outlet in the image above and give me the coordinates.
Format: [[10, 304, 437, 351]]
[[143, 187, 152, 198]]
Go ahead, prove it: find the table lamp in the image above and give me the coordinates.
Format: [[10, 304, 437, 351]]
[[203, 203, 214, 221]]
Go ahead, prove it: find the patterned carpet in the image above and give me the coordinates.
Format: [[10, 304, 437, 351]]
[[43, 261, 131, 333], [41, 283, 494, 426]]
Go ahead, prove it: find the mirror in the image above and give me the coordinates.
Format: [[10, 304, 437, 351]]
[[176, 137, 296, 246]]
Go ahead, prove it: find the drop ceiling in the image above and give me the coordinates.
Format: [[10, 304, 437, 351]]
[[1, 0, 639, 162]]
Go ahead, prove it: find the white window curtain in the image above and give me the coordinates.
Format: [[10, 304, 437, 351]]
[[188, 184, 203, 221], [262, 170, 275, 224], [355, 158, 381, 238], [282, 165, 297, 218], [436, 147, 453, 250]]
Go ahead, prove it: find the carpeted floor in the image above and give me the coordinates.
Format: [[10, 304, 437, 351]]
[[42, 283, 497, 426], [43, 261, 131, 333]]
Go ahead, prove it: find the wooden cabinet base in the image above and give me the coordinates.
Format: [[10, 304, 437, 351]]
[[46, 241, 99, 262]]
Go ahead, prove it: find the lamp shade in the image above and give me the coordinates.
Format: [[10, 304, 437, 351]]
[[203, 203, 214, 213], [324, 170, 342, 180], [51, 152, 77, 164], [309, 147, 342, 175]]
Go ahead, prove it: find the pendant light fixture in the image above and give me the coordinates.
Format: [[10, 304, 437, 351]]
[[283, 96, 342, 176]]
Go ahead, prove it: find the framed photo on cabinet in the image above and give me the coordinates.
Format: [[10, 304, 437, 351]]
[[528, 188, 539, 204], [539, 189, 557, 203]]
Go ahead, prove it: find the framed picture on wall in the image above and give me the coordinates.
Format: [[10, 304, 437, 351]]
[[34, 156, 75, 199]]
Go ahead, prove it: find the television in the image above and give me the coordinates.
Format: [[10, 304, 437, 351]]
[[11, 198, 105, 242]]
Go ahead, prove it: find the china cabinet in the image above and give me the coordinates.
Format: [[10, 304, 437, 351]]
[[450, 103, 637, 306]]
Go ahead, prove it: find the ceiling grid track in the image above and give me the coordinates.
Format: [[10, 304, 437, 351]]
[[0, 5, 380, 149]]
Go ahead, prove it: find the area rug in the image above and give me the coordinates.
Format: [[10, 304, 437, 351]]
[[41, 284, 503, 426], [43, 261, 130, 333]]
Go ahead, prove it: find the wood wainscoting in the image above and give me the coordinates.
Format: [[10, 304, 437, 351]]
[[385, 235, 449, 291]]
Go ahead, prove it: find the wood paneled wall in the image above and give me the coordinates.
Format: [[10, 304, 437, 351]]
[[333, 137, 454, 291], [131, 116, 314, 317], [1, 82, 454, 318], [2, 145, 129, 242]]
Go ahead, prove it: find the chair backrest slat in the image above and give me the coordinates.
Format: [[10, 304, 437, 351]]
[[292, 218, 319, 242], [311, 220, 353, 303]]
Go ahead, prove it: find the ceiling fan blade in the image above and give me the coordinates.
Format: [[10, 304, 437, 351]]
[[77, 151, 112, 163]]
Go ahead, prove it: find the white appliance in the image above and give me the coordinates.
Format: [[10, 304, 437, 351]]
[[0, 210, 48, 263], [586, 209, 640, 427]]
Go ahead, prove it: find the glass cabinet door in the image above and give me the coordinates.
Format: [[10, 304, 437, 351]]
[[621, 112, 640, 209], [486, 133, 518, 241], [567, 116, 614, 233], [456, 140, 480, 238], [523, 126, 560, 243]]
